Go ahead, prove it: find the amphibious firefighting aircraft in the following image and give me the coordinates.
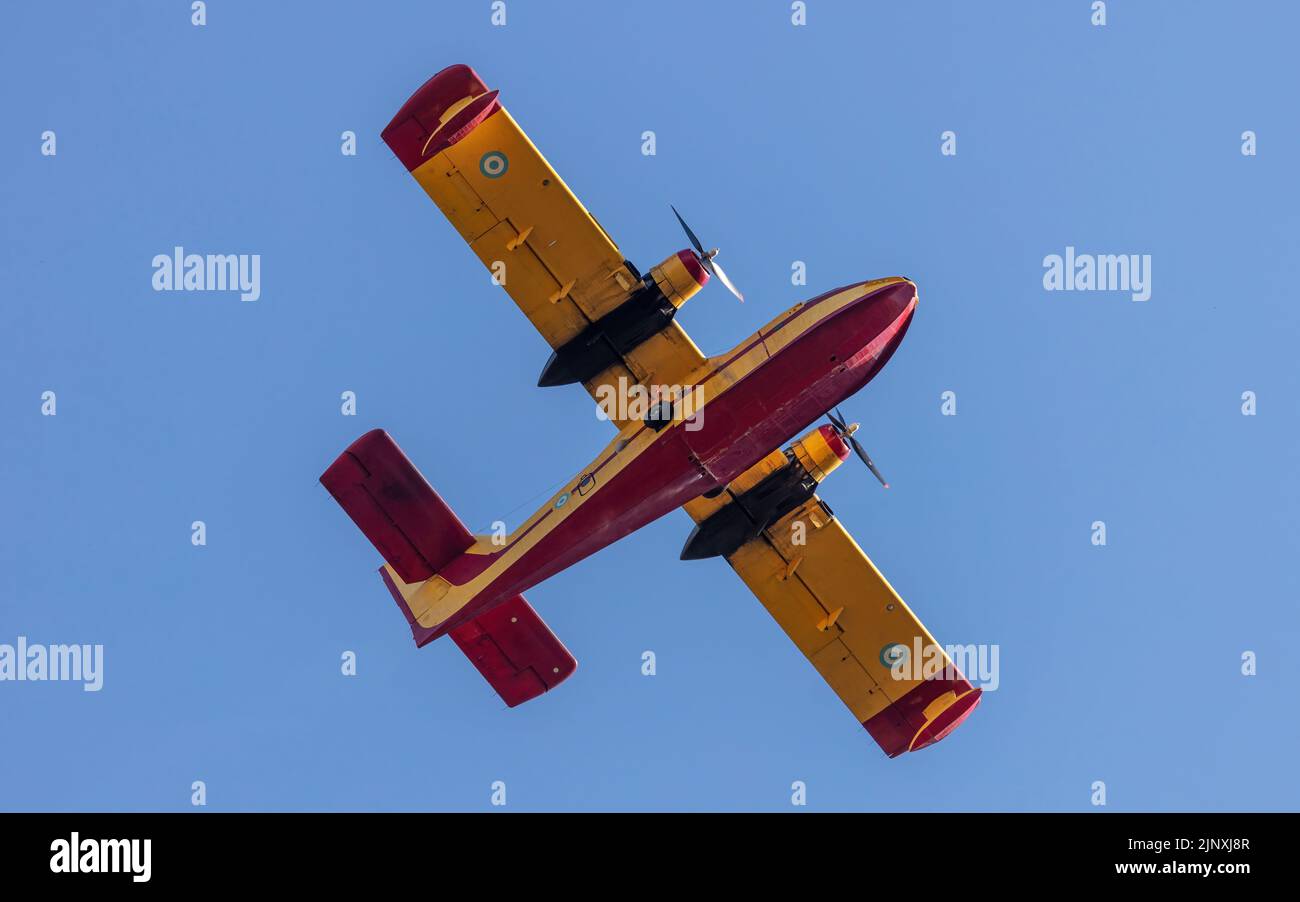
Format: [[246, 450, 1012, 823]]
[[321, 64, 981, 757]]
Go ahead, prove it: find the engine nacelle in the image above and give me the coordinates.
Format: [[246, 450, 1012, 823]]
[[648, 249, 710, 309], [790, 423, 850, 483], [537, 250, 709, 387], [680, 424, 850, 560]]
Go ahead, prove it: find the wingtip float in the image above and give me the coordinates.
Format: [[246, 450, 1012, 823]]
[[320, 63, 979, 758]]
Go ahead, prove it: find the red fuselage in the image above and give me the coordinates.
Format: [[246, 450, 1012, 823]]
[[432, 279, 917, 637]]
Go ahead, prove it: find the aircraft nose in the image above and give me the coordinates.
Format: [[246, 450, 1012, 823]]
[[867, 278, 917, 323], [844, 278, 917, 361]]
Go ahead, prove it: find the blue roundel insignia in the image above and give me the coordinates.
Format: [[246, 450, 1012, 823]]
[[554, 492, 570, 510], [879, 643, 909, 668], [479, 151, 508, 178]]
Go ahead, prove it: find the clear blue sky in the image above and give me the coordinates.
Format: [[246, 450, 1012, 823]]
[[2, 1, 1297, 812]]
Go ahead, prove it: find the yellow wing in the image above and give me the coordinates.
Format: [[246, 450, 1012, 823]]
[[383, 65, 706, 424], [686, 492, 982, 757]]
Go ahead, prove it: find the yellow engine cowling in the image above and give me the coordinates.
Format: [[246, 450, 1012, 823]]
[[791, 424, 851, 481], [647, 249, 710, 309], [724, 424, 851, 499]]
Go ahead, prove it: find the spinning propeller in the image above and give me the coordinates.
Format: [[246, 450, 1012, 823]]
[[671, 205, 745, 302], [827, 407, 890, 489]]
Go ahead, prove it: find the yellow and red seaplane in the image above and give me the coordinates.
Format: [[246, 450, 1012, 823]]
[[321, 64, 980, 757]]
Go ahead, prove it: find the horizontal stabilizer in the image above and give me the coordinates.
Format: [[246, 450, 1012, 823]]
[[320, 429, 475, 584], [449, 595, 577, 707]]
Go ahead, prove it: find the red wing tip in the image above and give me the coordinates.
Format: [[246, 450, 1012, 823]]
[[909, 687, 983, 753], [863, 679, 982, 757], [384, 64, 487, 134], [382, 64, 493, 171]]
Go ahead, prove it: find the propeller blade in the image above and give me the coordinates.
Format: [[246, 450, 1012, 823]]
[[670, 205, 744, 302], [710, 260, 745, 302], [848, 435, 890, 489], [670, 205, 706, 256], [827, 407, 888, 488]]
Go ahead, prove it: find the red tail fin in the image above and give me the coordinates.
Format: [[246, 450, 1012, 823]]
[[320, 429, 474, 583], [323, 430, 579, 707]]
